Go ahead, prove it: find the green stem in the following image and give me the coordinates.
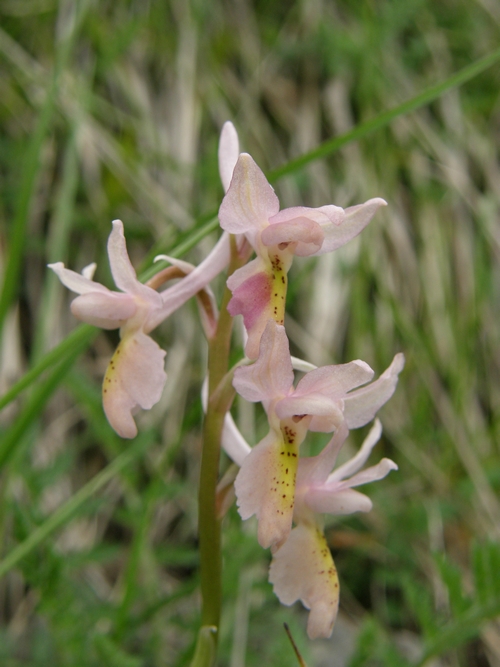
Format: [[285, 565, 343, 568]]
[[193, 239, 246, 667]]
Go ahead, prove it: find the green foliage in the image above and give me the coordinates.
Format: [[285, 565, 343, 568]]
[[348, 542, 500, 666], [0, 0, 499, 665]]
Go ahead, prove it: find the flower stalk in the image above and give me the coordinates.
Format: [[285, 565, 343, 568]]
[[194, 237, 248, 666]]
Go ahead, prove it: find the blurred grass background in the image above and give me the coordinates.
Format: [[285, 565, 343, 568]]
[[0, 0, 500, 665]]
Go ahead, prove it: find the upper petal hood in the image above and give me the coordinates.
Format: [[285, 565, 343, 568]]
[[261, 217, 324, 256], [276, 360, 374, 432], [218, 153, 280, 236], [294, 360, 374, 399]]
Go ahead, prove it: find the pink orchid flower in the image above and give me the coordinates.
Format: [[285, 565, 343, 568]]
[[269, 419, 397, 639], [232, 320, 404, 549], [50, 220, 229, 438], [218, 152, 387, 358]]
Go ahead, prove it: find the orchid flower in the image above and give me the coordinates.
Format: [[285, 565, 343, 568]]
[[232, 320, 404, 549], [219, 386, 398, 639], [218, 151, 387, 358], [269, 419, 397, 639], [50, 220, 229, 438]]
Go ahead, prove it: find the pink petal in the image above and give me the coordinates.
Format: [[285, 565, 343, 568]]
[[269, 205, 339, 226], [227, 270, 272, 333], [329, 419, 382, 482], [260, 218, 324, 256], [343, 353, 405, 428], [218, 153, 280, 235], [308, 412, 346, 433], [153, 254, 218, 338], [48, 262, 110, 295], [288, 360, 374, 430], [107, 220, 143, 294], [314, 198, 387, 255], [102, 330, 167, 438], [233, 321, 293, 402], [293, 360, 374, 399], [147, 232, 230, 331], [295, 422, 349, 490], [269, 523, 340, 639], [70, 292, 137, 329], [275, 394, 344, 432], [218, 121, 240, 193], [234, 428, 299, 549], [268, 205, 343, 257], [226, 255, 265, 292], [226, 258, 278, 360], [305, 487, 373, 515], [335, 458, 398, 489]]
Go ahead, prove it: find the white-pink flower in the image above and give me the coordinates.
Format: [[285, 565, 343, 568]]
[[218, 151, 387, 358], [232, 320, 404, 549], [50, 220, 229, 438], [269, 420, 397, 639]]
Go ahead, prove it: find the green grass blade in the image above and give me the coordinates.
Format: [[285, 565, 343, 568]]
[[0, 324, 97, 413], [145, 45, 500, 268], [268, 45, 500, 181], [0, 0, 91, 339], [0, 431, 155, 581], [0, 337, 91, 469], [32, 130, 80, 363], [0, 72, 59, 338]]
